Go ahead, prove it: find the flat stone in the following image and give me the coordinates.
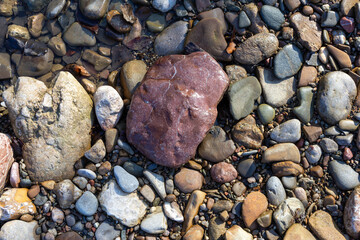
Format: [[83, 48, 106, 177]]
[[95, 222, 120, 240], [293, 87, 315, 123], [140, 185, 155, 203], [234, 32, 278, 65], [242, 191, 268, 229], [309, 210, 346, 240], [317, 71, 356, 125], [327, 45, 352, 69], [54, 180, 75, 209], [185, 18, 232, 61], [232, 115, 264, 149], [339, 119, 359, 131], [198, 126, 235, 162], [163, 201, 184, 222], [321, 11, 339, 27], [143, 170, 167, 199], [319, 138, 338, 153], [48, 36, 66, 57], [237, 159, 256, 178], [272, 161, 304, 177], [0, 220, 39, 240], [228, 76, 262, 120], [260, 5, 285, 30], [284, 0, 300, 11], [94, 86, 123, 131], [63, 22, 96, 47], [290, 12, 322, 52], [238, 11, 251, 28], [274, 44, 303, 79], [183, 225, 204, 240], [298, 66, 317, 87], [270, 119, 301, 143], [141, 206, 168, 234], [336, 134, 354, 146], [98, 180, 147, 227], [3, 72, 93, 182], [152, 0, 176, 12], [262, 143, 300, 163], [256, 67, 296, 107], [77, 169, 96, 180], [284, 224, 316, 240], [46, 0, 66, 19], [198, 8, 227, 34], [305, 145, 322, 164], [244, 3, 269, 34], [329, 160, 360, 190], [82, 49, 111, 71], [146, 13, 166, 33], [208, 216, 226, 240], [257, 104, 275, 125], [120, 60, 147, 99], [126, 52, 229, 168], [225, 225, 253, 240], [266, 176, 286, 206], [75, 191, 98, 216], [114, 166, 139, 193], [16, 49, 54, 77], [174, 168, 203, 193], [182, 190, 206, 234], [154, 21, 188, 56], [0, 53, 12, 80], [303, 125, 322, 143]]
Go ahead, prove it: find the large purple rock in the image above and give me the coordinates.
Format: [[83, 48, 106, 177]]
[[126, 52, 229, 168]]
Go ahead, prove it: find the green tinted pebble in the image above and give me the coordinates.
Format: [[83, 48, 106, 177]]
[[146, 13, 166, 32], [257, 104, 275, 125]]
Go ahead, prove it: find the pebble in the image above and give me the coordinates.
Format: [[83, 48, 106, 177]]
[[298, 66, 317, 87], [272, 161, 304, 177], [336, 134, 354, 146], [146, 13, 166, 33], [225, 225, 253, 240], [154, 21, 188, 56], [114, 166, 139, 193], [257, 67, 296, 107], [9, 162, 19, 188], [63, 22, 96, 47], [317, 71, 356, 125], [321, 11, 339, 27], [75, 191, 98, 216], [48, 36, 66, 57], [182, 190, 206, 234], [244, 3, 269, 33], [152, 0, 176, 12], [46, 0, 66, 19], [242, 191, 268, 229], [174, 168, 203, 193], [94, 86, 124, 131], [329, 160, 360, 190], [163, 202, 184, 222], [274, 44, 303, 79], [238, 11, 251, 28], [293, 87, 314, 123], [98, 180, 147, 227], [282, 176, 297, 189], [273, 198, 305, 234], [266, 176, 286, 206], [198, 126, 235, 162], [95, 222, 120, 240], [84, 139, 106, 163], [270, 119, 301, 143], [257, 209, 273, 228], [228, 76, 262, 120], [0, 188, 36, 220], [79, 0, 110, 19], [0, 220, 39, 240], [319, 138, 338, 153], [332, 30, 346, 45], [257, 104, 275, 125], [305, 145, 322, 164], [284, 223, 316, 240], [210, 162, 238, 183], [237, 159, 256, 178], [77, 169, 96, 180], [120, 60, 147, 99], [339, 119, 359, 131], [143, 170, 167, 199], [234, 32, 278, 65], [140, 185, 156, 203], [105, 128, 118, 153], [262, 143, 300, 163], [232, 115, 264, 149], [183, 225, 204, 240], [344, 187, 360, 239], [327, 45, 352, 69], [308, 210, 346, 240], [82, 49, 112, 71], [51, 207, 64, 224], [54, 180, 75, 209], [260, 5, 285, 30]]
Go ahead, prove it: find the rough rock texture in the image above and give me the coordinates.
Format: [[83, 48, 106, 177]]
[[232, 115, 264, 149], [344, 187, 360, 239], [0, 134, 14, 191], [290, 12, 322, 52], [0, 220, 39, 240], [309, 210, 346, 240], [0, 188, 36, 220], [98, 180, 147, 227], [3, 71, 93, 182], [126, 52, 229, 168]]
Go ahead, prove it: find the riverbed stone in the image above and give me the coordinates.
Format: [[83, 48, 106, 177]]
[[0, 220, 39, 240], [329, 160, 360, 190], [274, 44, 303, 79], [63, 22, 96, 47], [126, 52, 229, 168], [262, 143, 300, 163], [270, 119, 301, 143], [154, 21, 188, 56], [309, 210, 346, 240], [232, 115, 263, 149], [79, 0, 110, 19]]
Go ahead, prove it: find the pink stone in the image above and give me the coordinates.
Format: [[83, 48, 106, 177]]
[[0, 133, 14, 190], [343, 147, 353, 160], [344, 187, 360, 238], [126, 52, 229, 168], [210, 162, 238, 183], [9, 162, 20, 188], [340, 17, 355, 33]]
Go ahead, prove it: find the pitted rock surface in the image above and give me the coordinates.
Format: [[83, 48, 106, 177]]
[[126, 52, 229, 168], [3, 71, 93, 182]]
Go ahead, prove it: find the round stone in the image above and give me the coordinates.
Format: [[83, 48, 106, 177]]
[[174, 168, 203, 193], [211, 162, 238, 183], [266, 176, 286, 206], [114, 166, 139, 193], [257, 104, 275, 125], [75, 191, 98, 216], [274, 44, 303, 79], [260, 5, 285, 30]]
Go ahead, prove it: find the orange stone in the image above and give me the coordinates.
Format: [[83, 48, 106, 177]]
[[242, 191, 268, 229]]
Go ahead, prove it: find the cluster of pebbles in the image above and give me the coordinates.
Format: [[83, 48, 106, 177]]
[[1, 0, 360, 240]]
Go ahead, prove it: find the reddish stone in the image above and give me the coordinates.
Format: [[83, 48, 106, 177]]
[[126, 52, 229, 168], [242, 191, 268, 230], [310, 165, 324, 178], [343, 147, 353, 160], [344, 187, 360, 239], [340, 17, 355, 33], [302, 125, 322, 143], [210, 162, 238, 183], [0, 133, 14, 191]]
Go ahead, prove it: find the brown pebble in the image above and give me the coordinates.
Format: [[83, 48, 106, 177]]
[[343, 147, 353, 160], [27, 185, 40, 199], [219, 210, 229, 221], [272, 161, 304, 177], [98, 161, 111, 175], [323, 195, 336, 207], [303, 5, 314, 15], [301, 157, 310, 169], [310, 166, 324, 178], [303, 125, 323, 143], [298, 66, 317, 87], [40, 180, 56, 190], [165, 194, 176, 202], [210, 162, 238, 183], [207, 198, 215, 210], [20, 214, 34, 222], [242, 191, 268, 230]]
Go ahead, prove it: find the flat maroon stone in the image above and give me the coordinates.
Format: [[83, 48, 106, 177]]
[[340, 16, 355, 33], [126, 52, 229, 168]]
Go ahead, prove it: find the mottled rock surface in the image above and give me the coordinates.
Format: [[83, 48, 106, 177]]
[[126, 52, 229, 168], [0, 134, 14, 191]]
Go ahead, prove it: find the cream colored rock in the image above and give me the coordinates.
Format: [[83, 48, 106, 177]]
[[262, 143, 300, 163], [226, 225, 253, 240], [309, 210, 345, 240]]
